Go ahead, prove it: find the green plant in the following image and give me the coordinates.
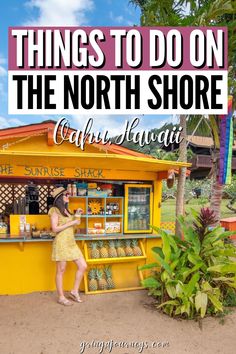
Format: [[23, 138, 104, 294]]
[[139, 208, 236, 319], [223, 288, 236, 307]]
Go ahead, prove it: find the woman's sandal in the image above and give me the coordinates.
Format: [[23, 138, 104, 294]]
[[69, 291, 83, 303], [57, 297, 73, 306]]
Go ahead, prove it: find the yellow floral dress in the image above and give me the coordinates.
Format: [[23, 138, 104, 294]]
[[48, 206, 83, 261]]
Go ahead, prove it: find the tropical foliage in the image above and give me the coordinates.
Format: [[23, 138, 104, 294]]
[[130, 0, 236, 226], [139, 208, 236, 319], [224, 174, 236, 212], [162, 178, 211, 203]]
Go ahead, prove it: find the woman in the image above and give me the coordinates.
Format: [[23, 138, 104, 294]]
[[48, 187, 87, 306]]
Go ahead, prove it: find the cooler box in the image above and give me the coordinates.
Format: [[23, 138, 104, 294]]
[[220, 217, 236, 239]]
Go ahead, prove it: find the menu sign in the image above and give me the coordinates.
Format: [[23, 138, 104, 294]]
[[0, 164, 105, 179]]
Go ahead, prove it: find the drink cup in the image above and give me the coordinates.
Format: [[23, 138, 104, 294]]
[[74, 208, 83, 221]]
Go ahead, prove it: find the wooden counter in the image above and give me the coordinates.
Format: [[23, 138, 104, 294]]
[[0, 233, 162, 295]]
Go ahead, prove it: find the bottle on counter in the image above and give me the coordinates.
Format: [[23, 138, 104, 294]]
[[0, 220, 8, 235], [19, 221, 25, 236], [67, 184, 72, 195], [72, 183, 77, 196], [25, 223, 31, 238]]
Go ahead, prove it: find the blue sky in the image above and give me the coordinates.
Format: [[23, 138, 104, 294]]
[[0, 0, 174, 134]]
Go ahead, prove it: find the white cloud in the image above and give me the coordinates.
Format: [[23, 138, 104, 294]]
[[0, 117, 26, 129], [0, 66, 7, 76], [109, 11, 124, 24], [0, 55, 7, 77], [0, 55, 7, 102], [25, 0, 94, 26], [0, 57, 6, 65]]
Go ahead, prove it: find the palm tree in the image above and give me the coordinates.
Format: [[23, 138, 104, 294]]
[[130, 0, 236, 230]]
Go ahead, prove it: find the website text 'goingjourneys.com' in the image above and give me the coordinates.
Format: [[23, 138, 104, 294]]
[[80, 339, 170, 353]]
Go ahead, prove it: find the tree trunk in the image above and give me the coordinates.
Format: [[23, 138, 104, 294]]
[[175, 115, 187, 237], [210, 150, 223, 225]]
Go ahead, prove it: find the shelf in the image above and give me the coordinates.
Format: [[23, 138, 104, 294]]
[[84, 239, 146, 264], [70, 196, 124, 199], [84, 286, 145, 295], [86, 255, 147, 264], [80, 214, 122, 217], [0, 234, 160, 243], [86, 234, 123, 237], [83, 240, 146, 294], [71, 195, 124, 235], [105, 215, 123, 218], [75, 234, 159, 240], [84, 215, 105, 218], [128, 202, 149, 205]]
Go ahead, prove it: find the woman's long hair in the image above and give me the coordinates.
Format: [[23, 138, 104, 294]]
[[53, 194, 72, 217]]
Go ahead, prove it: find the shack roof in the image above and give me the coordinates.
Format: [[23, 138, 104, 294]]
[[0, 120, 190, 175], [187, 135, 236, 150]]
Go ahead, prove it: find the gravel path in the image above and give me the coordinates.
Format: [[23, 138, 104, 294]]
[[0, 290, 235, 354]]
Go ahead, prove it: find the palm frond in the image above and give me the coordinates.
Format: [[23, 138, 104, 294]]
[[187, 116, 211, 137]]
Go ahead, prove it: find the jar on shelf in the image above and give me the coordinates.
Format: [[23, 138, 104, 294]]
[[0, 221, 8, 235], [25, 223, 31, 237], [67, 184, 72, 195], [19, 221, 25, 236], [72, 183, 77, 196]]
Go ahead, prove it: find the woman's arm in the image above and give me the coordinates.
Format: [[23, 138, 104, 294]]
[[50, 212, 79, 233]]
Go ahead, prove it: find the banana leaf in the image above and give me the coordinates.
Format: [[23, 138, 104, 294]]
[[138, 262, 158, 270], [153, 228, 171, 262], [208, 263, 236, 274], [166, 284, 177, 299], [182, 263, 203, 282], [187, 253, 203, 265], [184, 273, 200, 297], [203, 229, 234, 246], [172, 235, 188, 248], [218, 249, 236, 257], [161, 270, 171, 282], [201, 281, 213, 292], [213, 276, 236, 289], [174, 306, 182, 315], [167, 233, 179, 253], [195, 291, 208, 318], [153, 253, 172, 275], [141, 277, 161, 288], [170, 259, 180, 271], [177, 216, 200, 252], [176, 282, 184, 296], [180, 302, 190, 316], [152, 246, 164, 259], [148, 289, 162, 296], [208, 293, 223, 312], [157, 300, 180, 308]]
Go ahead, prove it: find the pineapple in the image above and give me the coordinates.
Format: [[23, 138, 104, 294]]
[[98, 240, 109, 258], [89, 241, 100, 259], [104, 266, 115, 289], [124, 239, 133, 256], [108, 240, 117, 258], [115, 239, 126, 257], [88, 268, 98, 291], [131, 239, 142, 256], [95, 268, 108, 290]]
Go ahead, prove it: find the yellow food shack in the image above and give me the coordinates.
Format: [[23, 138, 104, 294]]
[[0, 121, 189, 295]]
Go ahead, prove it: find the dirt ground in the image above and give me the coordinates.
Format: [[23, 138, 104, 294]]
[[0, 290, 235, 354]]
